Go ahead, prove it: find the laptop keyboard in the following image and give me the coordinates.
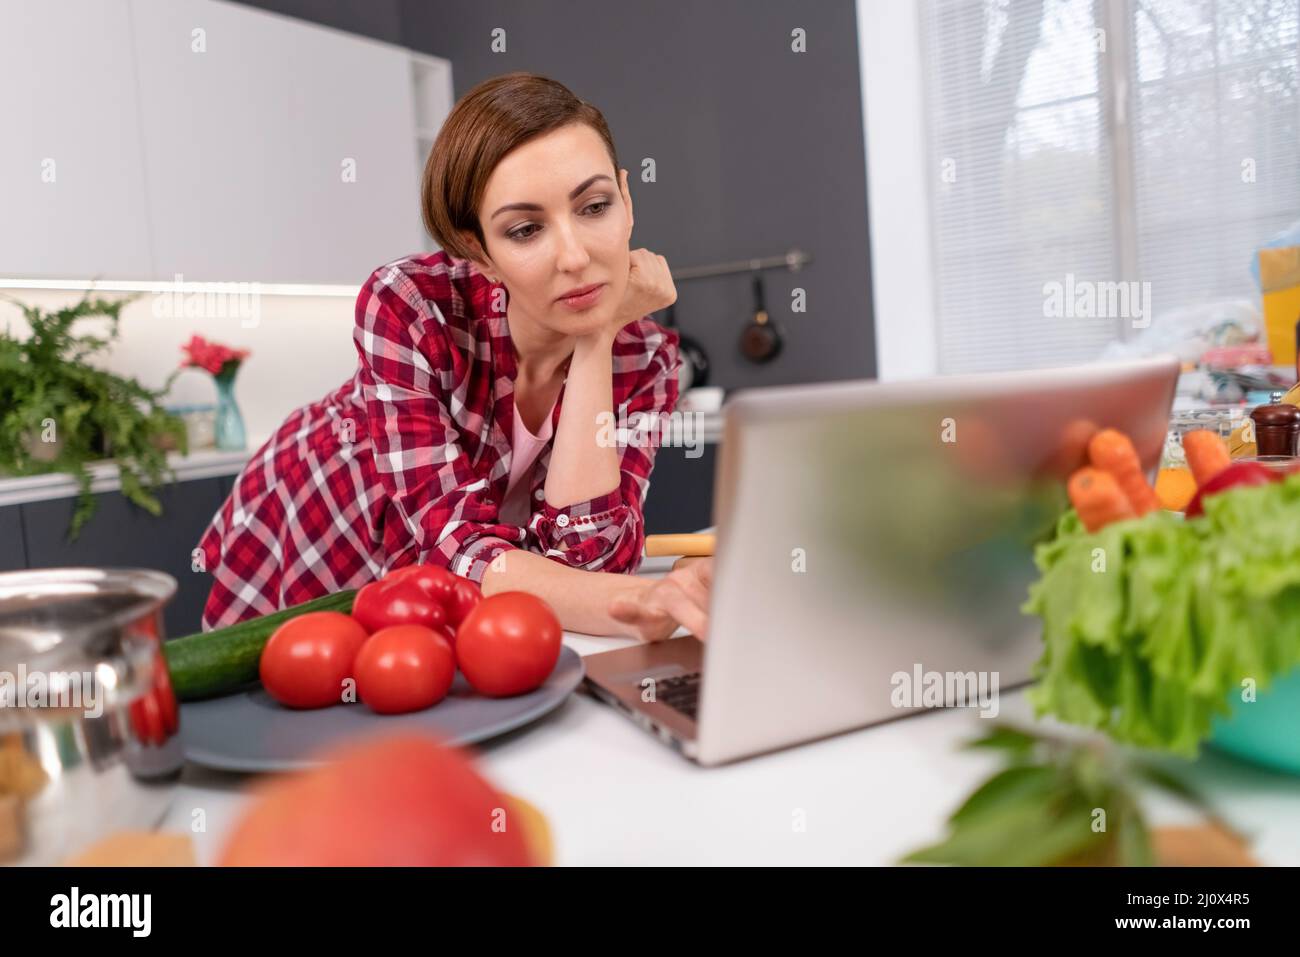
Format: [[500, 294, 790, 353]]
[[655, 672, 702, 720]]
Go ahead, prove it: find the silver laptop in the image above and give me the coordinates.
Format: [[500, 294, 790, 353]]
[[584, 355, 1180, 765]]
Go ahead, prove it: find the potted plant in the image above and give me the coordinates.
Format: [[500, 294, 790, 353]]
[[0, 294, 187, 538]]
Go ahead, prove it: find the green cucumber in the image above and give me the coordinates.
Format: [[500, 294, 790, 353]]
[[164, 590, 357, 701]]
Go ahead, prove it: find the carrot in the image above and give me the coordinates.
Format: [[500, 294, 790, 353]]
[[1068, 467, 1136, 532], [1087, 428, 1160, 516], [1182, 429, 1231, 487]]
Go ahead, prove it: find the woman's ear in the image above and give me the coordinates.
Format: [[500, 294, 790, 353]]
[[458, 229, 499, 282], [619, 168, 634, 239]]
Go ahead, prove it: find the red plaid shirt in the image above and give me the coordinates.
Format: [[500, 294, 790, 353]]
[[198, 251, 681, 630]]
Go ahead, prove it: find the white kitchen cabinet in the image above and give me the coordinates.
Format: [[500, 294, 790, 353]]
[[0, 0, 155, 279], [412, 53, 455, 253], [128, 0, 428, 284]]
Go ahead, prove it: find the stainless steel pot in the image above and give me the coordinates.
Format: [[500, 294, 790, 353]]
[[0, 568, 182, 865]]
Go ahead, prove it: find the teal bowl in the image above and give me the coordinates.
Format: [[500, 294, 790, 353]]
[[1209, 668, 1300, 775]]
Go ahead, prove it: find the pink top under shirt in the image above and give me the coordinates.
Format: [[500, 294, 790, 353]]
[[498, 395, 557, 526]]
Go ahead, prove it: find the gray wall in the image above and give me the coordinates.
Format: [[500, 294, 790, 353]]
[[235, 0, 876, 387]]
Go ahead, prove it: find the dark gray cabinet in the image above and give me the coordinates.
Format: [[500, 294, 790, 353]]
[[0, 508, 27, 572], [643, 444, 718, 535], [18, 480, 224, 639]]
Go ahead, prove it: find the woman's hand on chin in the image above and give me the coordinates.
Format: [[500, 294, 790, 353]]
[[604, 247, 678, 338], [607, 557, 713, 642]]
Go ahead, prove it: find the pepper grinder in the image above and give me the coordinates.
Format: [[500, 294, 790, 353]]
[[1250, 391, 1300, 456]]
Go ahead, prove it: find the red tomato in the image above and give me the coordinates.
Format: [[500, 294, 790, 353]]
[[128, 649, 179, 746], [354, 625, 455, 714], [259, 612, 370, 709], [444, 577, 483, 630], [218, 734, 537, 866], [1185, 461, 1279, 517], [455, 592, 562, 697], [351, 578, 448, 634], [386, 565, 458, 604], [128, 686, 164, 746]]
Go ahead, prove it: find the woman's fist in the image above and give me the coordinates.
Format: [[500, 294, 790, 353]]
[[614, 248, 677, 331]]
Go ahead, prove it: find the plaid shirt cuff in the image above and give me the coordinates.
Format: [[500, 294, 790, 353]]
[[527, 487, 642, 572], [443, 535, 519, 586]]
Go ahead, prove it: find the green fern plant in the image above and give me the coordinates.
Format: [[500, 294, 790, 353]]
[[0, 293, 187, 538]]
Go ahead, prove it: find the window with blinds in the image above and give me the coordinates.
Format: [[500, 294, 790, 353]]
[[918, 0, 1300, 375], [1132, 0, 1300, 308]]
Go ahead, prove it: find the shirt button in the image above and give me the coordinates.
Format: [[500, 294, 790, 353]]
[[534, 488, 544, 500], [556, 513, 570, 528]]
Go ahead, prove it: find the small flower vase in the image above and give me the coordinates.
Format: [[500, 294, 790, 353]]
[[213, 372, 246, 451]]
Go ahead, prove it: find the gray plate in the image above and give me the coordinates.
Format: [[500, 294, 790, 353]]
[[179, 646, 584, 772]]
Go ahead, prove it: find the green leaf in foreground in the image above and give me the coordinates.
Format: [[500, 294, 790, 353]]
[[902, 724, 1225, 867]]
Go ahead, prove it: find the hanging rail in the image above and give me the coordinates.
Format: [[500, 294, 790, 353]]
[[670, 247, 810, 282]]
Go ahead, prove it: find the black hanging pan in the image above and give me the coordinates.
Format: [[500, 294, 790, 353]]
[[738, 271, 782, 364]]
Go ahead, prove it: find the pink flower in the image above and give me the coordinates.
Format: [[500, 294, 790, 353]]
[[181, 335, 250, 377]]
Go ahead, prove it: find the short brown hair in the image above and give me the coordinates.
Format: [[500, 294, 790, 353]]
[[421, 72, 620, 262]]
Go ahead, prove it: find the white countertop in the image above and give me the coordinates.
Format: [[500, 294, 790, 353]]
[[0, 447, 253, 508], [162, 553, 1300, 867]]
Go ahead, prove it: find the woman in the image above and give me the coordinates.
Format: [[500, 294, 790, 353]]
[[199, 73, 712, 642]]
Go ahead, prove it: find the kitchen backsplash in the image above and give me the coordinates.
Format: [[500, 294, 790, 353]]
[[0, 286, 359, 448]]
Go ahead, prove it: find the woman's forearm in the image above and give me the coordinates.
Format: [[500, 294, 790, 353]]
[[479, 548, 647, 637], [544, 329, 621, 507]]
